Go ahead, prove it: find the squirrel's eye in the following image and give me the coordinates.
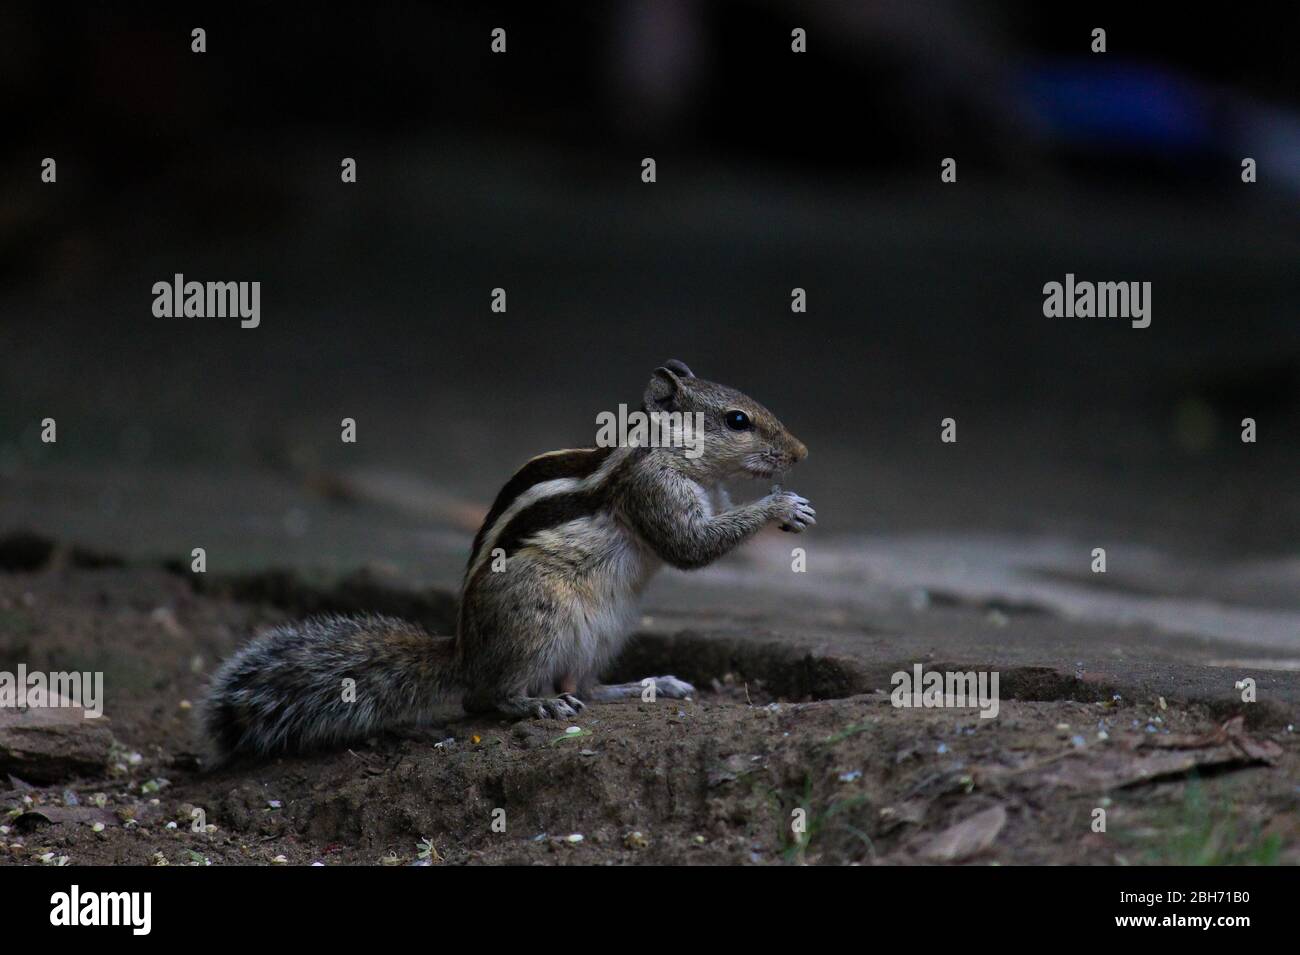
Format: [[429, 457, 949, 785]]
[[724, 410, 752, 432]]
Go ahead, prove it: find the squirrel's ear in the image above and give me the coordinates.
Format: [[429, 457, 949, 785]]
[[662, 359, 695, 379], [645, 366, 684, 411]]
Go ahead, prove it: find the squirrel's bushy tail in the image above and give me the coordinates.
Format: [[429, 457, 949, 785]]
[[201, 614, 459, 762]]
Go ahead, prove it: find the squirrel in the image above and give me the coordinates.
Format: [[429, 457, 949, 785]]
[[201, 360, 814, 760]]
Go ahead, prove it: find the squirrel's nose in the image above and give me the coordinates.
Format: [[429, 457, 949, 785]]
[[790, 439, 808, 463]]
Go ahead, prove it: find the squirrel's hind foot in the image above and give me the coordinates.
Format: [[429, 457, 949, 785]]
[[496, 694, 585, 720], [585, 676, 696, 702]]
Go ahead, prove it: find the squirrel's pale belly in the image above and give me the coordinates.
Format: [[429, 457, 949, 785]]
[[526, 511, 660, 692]]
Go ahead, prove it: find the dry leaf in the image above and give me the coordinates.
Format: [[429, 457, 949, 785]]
[[921, 804, 1006, 862]]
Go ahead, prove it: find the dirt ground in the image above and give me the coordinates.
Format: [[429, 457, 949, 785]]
[[1, 537, 1295, 866]]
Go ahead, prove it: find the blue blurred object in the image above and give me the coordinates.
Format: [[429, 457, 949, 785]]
[[1022, 62, 1216, 152]]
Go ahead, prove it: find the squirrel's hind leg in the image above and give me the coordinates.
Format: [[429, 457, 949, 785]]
[[582, 676, 695, 703]]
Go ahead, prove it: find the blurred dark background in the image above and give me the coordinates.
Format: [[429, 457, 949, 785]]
[[2, 1, 1298, 580]]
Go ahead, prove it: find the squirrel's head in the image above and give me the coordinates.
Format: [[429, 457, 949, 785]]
[[643, 360, 808, 479]]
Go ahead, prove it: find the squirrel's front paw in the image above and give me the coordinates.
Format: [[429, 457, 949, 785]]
[[770, 491, 816, 533]]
